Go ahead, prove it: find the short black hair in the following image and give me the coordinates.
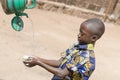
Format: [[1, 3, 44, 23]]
[[81, 18, 105, 39]]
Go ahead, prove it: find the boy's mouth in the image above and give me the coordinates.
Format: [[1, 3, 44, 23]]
[[78, 37, 81, 41]]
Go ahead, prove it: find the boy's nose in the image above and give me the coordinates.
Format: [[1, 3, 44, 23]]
[[78, 33, 81, 37]]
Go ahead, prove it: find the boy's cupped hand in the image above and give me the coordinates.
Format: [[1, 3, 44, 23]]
[[22, 55, 39, 67]]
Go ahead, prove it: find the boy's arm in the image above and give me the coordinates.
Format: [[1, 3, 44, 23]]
[[36, 57, 63, 67], [37, 60, 69, 78], [23, 56, 69, 78]]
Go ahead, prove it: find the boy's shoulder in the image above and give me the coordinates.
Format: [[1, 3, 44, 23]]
[[61, 43, 94, 58]]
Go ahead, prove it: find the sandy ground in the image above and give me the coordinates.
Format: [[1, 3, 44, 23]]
[[0, 6, 120, 80]]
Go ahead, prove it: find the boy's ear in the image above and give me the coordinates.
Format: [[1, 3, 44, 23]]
[[91, 35, 99, 42]]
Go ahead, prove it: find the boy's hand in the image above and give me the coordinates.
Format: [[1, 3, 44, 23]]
[[23, 56, 39, 67]]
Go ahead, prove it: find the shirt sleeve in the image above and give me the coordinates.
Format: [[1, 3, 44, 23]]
[[61, 45, 75, 58]]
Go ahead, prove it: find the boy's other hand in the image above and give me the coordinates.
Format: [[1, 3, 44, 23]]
[[23, 56, 39, 67]]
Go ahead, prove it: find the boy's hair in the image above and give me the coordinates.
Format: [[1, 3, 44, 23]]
[[81, 18, 105, 39]]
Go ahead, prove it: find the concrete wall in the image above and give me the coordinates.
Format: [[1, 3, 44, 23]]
[[36, 0, 120, 24], [49, 0, 118, 14]]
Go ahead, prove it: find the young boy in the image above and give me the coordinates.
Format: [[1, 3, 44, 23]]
[[23, 18, 105, 80]]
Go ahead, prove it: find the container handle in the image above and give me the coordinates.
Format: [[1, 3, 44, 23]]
[[26, 0, 36, 9]]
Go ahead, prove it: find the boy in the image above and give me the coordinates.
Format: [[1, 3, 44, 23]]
[[23, 18, 105, 80]]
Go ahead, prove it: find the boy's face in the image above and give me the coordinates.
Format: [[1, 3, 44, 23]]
[[78, 25, 93, 44]]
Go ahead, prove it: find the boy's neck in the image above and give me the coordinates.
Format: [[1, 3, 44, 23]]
[[75, 43, 94, 50]]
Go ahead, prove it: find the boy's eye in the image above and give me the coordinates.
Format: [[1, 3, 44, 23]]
[[78, 32, 84, 37], [81, 33, 84, 36]]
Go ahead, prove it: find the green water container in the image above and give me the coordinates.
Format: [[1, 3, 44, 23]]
[[0, 0, 36, 31]]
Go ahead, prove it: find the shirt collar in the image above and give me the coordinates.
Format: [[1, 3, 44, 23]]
[[74, 43, 94, 50]]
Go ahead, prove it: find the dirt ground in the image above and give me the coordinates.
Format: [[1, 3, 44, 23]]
[[0, 6, 120, 80]]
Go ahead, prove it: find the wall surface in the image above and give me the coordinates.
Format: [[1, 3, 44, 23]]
[[37, 0, 120, 24], [49, 0, 118, 14]]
